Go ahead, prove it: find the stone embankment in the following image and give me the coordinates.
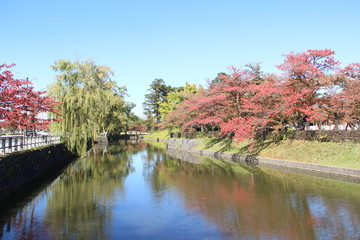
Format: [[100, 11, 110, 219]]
[[166, 138, 360, 182], [0, 143, 76, 201]]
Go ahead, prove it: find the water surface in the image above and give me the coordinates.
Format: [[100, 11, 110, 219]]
[[0, 141, 359, 240]]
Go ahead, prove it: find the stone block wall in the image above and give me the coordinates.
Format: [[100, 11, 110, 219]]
[[166, 138, 203, 151], [165, 138, 360, 181], [170, 130, 360, 143], [0, 143, 76, 201], [289, 130, 360, 142]]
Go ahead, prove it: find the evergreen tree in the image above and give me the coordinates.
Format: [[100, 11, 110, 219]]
[[210, 72, 228, 86], [143, 79, 173, 124]]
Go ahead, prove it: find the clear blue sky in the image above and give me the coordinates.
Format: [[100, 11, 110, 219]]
[[2, 0, 359, 117]]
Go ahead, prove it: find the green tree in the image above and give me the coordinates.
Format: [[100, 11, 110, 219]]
[[210, 72, 228, 86], [98, 86, 128, 137], [142, 113, 157, 131], [245, 62, 264, 84], [43, 144, 134, 240], [143, 79, 173, 124], [48, 59, 128, 155], [122, 102, 139, 135], [159, 82, 199, 121]]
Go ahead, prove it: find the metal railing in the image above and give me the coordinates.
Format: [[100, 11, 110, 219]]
[[0, 135, 61, 155]]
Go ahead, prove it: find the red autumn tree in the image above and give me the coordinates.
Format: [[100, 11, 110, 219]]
[[216, 70, 280, 140], [0, 119, 16, 131], [0, 64, 27, 120], [158, 49, 358, 142], [129, 123, 147, 135], [158, 87, 204, 131], [177, 65, 280, 141], [340, 63, 360, 129], [276, 49, 340, 129], [0, 64, 61, 132]]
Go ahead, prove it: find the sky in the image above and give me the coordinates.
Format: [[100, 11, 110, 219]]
[[1, 0, 360, 117]]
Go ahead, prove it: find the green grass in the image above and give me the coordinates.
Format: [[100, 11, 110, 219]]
[[258, 140, 360, 169], [195, 138, 248, 153], [145, 130, 171, 140], [144, 140, 167, 149], [196, 138, 360, 170]]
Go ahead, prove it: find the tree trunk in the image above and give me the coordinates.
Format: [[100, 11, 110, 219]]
[[333, 119, 339, 130], [236, 94, 241, 117]]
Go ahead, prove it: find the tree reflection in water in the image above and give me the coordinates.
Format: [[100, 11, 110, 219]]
[[43, 141, 146, 240], [0, 197, 54, 240], [145, 147, 360, 240], [0, 140, 146, 240], [0, 141, 359, 240]]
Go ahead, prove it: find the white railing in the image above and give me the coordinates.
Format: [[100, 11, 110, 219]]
[[0, 135, 61, 155]]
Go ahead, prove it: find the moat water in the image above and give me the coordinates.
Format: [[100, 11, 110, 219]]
[[0, 141, 359, 239]]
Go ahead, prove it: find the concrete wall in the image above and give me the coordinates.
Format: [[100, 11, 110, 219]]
[[166, 138, 360, 181], [0, 143, 76, 201]]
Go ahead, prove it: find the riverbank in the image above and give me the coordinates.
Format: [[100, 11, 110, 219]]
[[163, 138, 360, 179], [196, 138, 360, 170], [146, 130, 360, 169], [145, 128, 360, 179], [2, 141, 359, 239], [0, 143, 76, 201], [145, 131, 171, 140]]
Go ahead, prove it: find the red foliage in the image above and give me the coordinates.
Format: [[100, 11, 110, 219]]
[[158, 49, 359, 141], [159, 90, 204, 131], [341, 63, 360, 80], [0, 64, 61, 131], [174, 66, 280, 140], [340, 63, 360, 127], [129, 123, 147, 133], [275, 49, 340, 129], [276, 49, 340, 86]]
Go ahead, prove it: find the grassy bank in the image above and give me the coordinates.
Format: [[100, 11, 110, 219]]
[[196, 138, 360, 170], [145, 130, 171, 140], [145, 130, 360, 169], [144, 140, 166, 149]]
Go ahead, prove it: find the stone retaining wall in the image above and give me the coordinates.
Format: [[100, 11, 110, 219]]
[[166, 138, 360, 180], [166, 138, 203, 151], [289, 130, 360, 142], [170, 130, 360, 143], [143, 137, 165, 142], [0, 143, 76, 201]]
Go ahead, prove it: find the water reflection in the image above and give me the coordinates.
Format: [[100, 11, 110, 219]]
[[156, 147, 360, 239], [0, 195, 53, 240], [0, 141, 359, 240], [42, 141, 146, 240], [0, 141, 145, 240]]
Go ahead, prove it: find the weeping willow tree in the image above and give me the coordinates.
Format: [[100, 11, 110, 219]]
[[48, 59, 129, 155]]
